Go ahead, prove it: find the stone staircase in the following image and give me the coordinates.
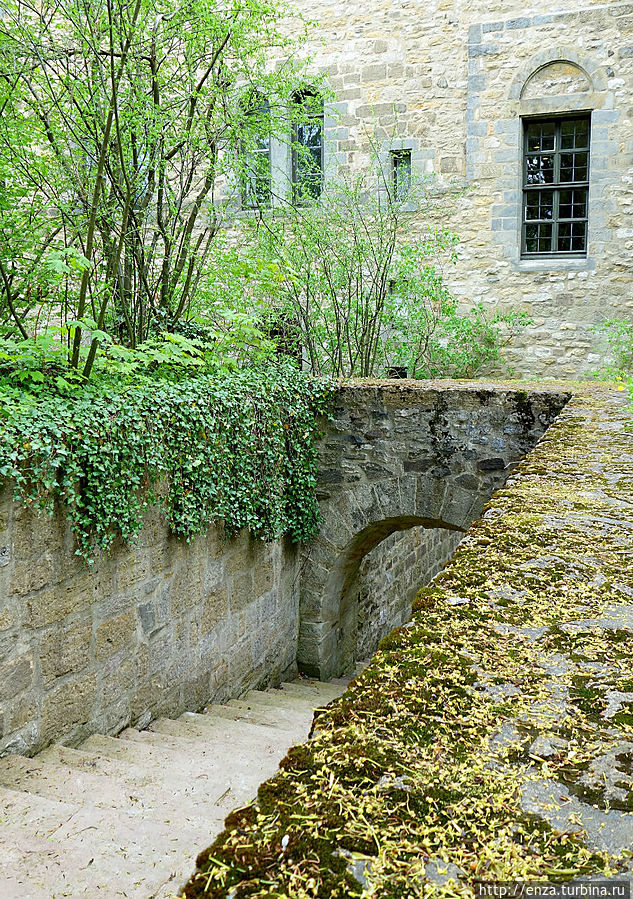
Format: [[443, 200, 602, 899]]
[[0, 677, 348, 899]]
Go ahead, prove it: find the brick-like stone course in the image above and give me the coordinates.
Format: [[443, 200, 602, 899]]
[[0, 492, 299, 757], [353, 525, 463, 660], [0, 382, 571, 756], [302, 382, 570, 678]]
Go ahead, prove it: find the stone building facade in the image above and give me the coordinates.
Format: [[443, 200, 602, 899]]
[[270, 0, 633, 377]]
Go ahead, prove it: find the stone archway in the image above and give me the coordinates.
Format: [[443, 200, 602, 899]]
[[327, 514, 464, 676], [298, 383, 570, 679]]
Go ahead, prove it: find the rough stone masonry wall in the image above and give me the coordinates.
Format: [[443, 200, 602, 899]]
[[277, 0, 633, 378], [0, 488, 299, 758], [303, 382, 570, 678], [352, 525, 463, 661], [181, 383, 633, 899], [0, 383, 569, 757]]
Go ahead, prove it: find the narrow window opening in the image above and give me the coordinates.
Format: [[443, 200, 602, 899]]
[[291, 89, 324, 202], [241, 96, 271, 208], [392, 150, 412, 200]]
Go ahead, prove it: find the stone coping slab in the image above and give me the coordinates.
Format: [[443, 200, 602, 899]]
[[180, 382, 633, 898]]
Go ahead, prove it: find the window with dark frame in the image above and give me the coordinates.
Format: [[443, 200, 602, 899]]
[[241, 97, 271, 209], [391, 149, 412, 200], [291, 89, 324, 202], [522, 116, 590, 257]]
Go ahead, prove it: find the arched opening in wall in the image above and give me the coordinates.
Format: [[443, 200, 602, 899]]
[[329, 516, 465, 676], [521, 61, 592, 100]]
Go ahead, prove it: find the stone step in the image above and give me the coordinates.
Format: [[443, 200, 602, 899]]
[[0, 823, 138, 898], [0, 784, 205, 898], [150, 707, 305, 745], [82, 728, 277, 776], [276, 679, 345, 702], [0, 751, 228, 828], [177, 709, 307, 743], [0, 676, 347, 899], [40, 742, 172, 783], [81, 724, 298, 812], [149, 714, 301, 753], [235, 687, 326, 711], [209, 698, 315, 730]]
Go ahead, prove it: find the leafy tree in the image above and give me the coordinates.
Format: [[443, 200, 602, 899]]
[[0, 0, 307, 376], [227, 167, 530, 379]]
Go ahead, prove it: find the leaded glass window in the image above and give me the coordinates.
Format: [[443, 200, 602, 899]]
[[291, 90, 323, 202], [241, 97, 271, 208], [522, 116, 590, 256]]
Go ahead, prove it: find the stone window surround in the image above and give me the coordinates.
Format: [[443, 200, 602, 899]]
[[236, 109, 429, 213], [466, 15, 617, 274], [228, 89, 333, 212], [376, 137, 426, 212]]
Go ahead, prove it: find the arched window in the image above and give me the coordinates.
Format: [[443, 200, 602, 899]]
[[291, 89, 323, 202], [519, 62, 593, 257], [241, 94, 271, 208]]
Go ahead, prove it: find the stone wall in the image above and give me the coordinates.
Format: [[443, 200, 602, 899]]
[[0, 382, 570, 757], [352, 525, 463, 661], [0, 489, 299, 757], [272, 0, 633, 377], [302, 383, 570, 678]]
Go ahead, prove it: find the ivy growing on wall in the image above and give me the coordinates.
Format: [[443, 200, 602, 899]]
[[0, 362, 333, 561]]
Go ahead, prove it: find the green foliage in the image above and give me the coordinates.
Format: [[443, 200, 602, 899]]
[[0, 0, 312, 375], [592, 319, 633, 407], [0, 303, 276, 388], [594, 319, 633, 378], [0, 362, 333, 560], [226, 170, 530, 379], [385, 265, 532, 379]]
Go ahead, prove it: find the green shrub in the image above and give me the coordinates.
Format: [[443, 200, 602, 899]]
[[594, 319, 633, 379], [592, 319, 633, 409], [0, 362, 333, 561], [223, 174, 530, 379]]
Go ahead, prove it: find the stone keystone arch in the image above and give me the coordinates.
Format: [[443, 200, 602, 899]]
[[299, 383, 570, 679]]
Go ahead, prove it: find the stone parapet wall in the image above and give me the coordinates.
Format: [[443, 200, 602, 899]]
[[0, 490, 299, 757], [181, 382, 633, 897], [0, 381, 571, 757], [302, 382, 570, 677]]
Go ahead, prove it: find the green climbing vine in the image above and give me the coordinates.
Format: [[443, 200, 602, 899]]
[[0, 362, 333, 561]]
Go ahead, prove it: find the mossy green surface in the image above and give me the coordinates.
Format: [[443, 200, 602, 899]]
[[179, 383, 633, 899]]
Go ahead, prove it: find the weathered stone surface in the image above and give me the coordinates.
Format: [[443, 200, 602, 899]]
[[352, 524, 463, 660], [0, 656, 34, 703], [95, 612, 136, 662], [256, 0, 633, 379], [182, 383, 633, 896], [0, 382, 568, 756], [40, 618, 92, 685], [303, 382, 570, 677], [40, 673, 97, 745], [0, 483, 301, 756]]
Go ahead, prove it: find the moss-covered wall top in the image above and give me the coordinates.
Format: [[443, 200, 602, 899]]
[[182, 382, 633, 898], [304, 382, 570, 679]]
